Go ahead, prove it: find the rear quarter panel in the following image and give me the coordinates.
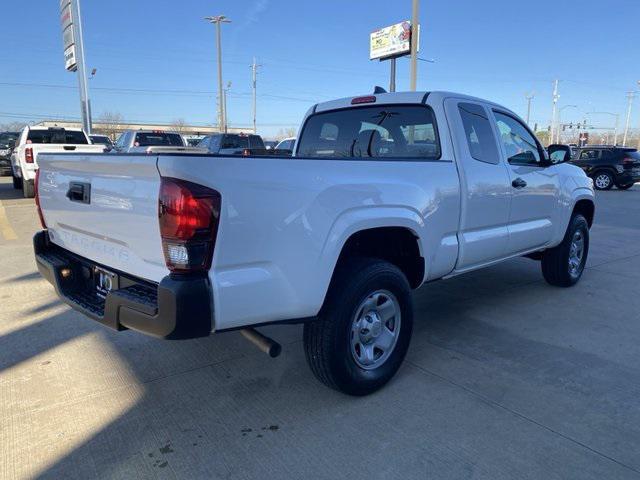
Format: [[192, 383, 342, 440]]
[[158, 154, 460, 330]]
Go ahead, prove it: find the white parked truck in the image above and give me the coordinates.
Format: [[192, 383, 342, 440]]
[[34, 91, 595, 395], [11, 126, 106, 198]]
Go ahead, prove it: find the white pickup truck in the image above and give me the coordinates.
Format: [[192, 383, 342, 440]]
[[11, 126, 105, 197], [34, 91, 595, 395]]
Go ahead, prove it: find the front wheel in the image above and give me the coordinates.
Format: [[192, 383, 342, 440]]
[[303, 258, 413, 396], [541, 214, 589, 287], [592, 171, 613, 190]]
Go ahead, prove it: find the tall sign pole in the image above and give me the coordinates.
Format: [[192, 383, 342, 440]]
[[370, 21, 413, 91], [60, 0, 92, 134], [409, 0, 419, 91]]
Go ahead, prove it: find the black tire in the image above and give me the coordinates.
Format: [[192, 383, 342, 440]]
[[541, 214, 589, 287], [592, 171, 614, 190], [303, 258, 413, 396], [12, 174, 22, 190], [23, 179, 35, 198], [617, 183, 634, 190]]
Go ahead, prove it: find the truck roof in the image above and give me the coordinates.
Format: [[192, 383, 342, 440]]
[[313, 90, 513, 114]]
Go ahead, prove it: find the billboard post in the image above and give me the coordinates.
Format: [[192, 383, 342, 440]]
[[60, 0, 92, 134], [369, 21, 416, 92]]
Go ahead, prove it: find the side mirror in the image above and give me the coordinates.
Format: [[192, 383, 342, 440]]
[[547, 144, 572, 164]]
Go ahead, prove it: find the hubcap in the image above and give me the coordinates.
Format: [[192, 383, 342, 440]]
[[350, 290, 401, 370], [568, 230, 585, 278], [595, 174, 611, 189]]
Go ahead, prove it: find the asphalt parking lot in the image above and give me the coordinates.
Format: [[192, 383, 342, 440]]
[[1, 176, 640, 480]]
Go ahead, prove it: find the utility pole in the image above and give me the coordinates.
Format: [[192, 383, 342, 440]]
[[251, 57, 261, 134], [205, 15, 231, 132], [550, 79, 559, 144], [222, 81, 231, 133], [409, 0, 419, 91], [623, 91, 635, 146], [72, 0, 92, 134], [525, 92, 534, 126]]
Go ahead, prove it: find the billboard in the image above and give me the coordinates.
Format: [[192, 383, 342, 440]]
[[60, 0, 77, 71], [370, 21, 412, 60]]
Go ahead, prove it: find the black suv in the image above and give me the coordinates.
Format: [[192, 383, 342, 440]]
[[571, 146, 640, 190], [0, 131, 19, 176]]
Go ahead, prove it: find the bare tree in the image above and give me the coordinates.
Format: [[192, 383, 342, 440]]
[[276, 127, 297, 140], [97, 111, 124, 140], [170, 118, 188, 133], [0, 121, 28, 132]]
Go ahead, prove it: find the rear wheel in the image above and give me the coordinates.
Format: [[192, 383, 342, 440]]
[[592, 171, 613, 190], [303, 258, 413, 396], [23, 179, 35, 198], [541, 214, 589, 287], [617, 183, 634, 190]]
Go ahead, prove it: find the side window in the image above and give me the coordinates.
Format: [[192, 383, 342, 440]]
[[458, 102, 500, 164], [579, 150, 599, 160], [198, 136, 210, 149], [493, 111, 542, 166]]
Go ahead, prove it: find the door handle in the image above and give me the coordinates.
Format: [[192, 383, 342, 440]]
[[512, 177, 527, 189]]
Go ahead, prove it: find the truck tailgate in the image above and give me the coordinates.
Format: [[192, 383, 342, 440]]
[[37, 153, 168, 282]]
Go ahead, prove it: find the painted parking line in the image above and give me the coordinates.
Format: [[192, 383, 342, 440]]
[[0, 200, 18, 240]]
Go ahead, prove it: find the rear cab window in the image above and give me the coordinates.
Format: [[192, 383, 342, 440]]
[[27, 129, 88, 144], [297, 105, 440, 159], [134, 132, 184, 147], [457, 102, 499, 164]]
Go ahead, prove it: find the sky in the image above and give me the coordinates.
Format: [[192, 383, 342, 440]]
[[1, 0, 640, 138]]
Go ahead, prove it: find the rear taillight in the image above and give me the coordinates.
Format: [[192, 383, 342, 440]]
[[623, 157, 635, 166], [242, 148, 251, 156], [158, 177, 221, 273], [25, 147, 34, 163], [34, 169, 46, 229]]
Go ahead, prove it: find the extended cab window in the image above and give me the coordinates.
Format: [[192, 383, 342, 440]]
[[458, 103, 499, 164], [493, 112, 542, 166], [134, 132, 184, 147], [297, 105, 440, 159], [27, 129, 88, 144]]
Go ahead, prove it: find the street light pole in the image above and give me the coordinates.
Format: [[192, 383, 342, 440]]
[[525, 92, 534, 126], [557, 104, 577, 144], [550, 79, 559, 144], [409, 0, 419, 91], [623, 91, 635, 146], [205, 15, 231, 132]]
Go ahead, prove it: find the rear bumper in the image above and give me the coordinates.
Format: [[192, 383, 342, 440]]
[[33, 230, 213, 339], [617, 171, 640, 185]]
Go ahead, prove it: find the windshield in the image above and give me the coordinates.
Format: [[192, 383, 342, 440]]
[[27, 129, 88, 144], [134, 132, 184, 147], [297, 105, 440, 159], [0, 133, 18, 147]]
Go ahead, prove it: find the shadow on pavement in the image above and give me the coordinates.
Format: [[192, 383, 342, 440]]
[[0, 256, 638, 479]]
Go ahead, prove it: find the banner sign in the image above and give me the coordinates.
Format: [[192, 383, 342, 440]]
[[370, 21, 412, 60]]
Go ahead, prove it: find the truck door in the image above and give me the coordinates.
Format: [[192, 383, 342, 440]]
[[490, 110, 560, 253], [444, 99, 512, 271]]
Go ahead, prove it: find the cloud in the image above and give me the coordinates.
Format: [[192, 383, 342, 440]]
[[243, 0, 269, 28]]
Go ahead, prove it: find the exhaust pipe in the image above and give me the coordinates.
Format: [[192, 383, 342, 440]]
[[240, 328, 282, 358]]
